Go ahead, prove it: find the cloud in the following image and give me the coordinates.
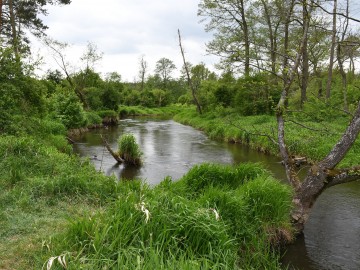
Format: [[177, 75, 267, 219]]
[[33, 0, 219, 81]]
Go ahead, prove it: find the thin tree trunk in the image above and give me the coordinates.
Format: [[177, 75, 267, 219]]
[[0, 0, 3, 35], [9, 0, 19, 57], [260, 0, 276, 74], [239, 0, 250, 77], [178, 29, 203, 114], [301, 0, 309, 108], [337, 0, 349, 112], [282, 0, 295, 99], [325, 0, 337, 100]]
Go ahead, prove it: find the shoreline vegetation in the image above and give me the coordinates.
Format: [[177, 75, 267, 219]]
[[1, 105, 359, 269]]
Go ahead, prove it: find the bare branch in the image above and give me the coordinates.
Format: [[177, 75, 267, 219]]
[[310, 0, 360, 23], [325, 165, 360, 188]]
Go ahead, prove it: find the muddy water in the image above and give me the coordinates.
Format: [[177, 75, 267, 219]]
[[73, 118, 360, 270]]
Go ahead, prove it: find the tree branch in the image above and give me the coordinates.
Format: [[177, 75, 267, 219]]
[[325, 165, 360, 188], [320, 100, 360, 169]]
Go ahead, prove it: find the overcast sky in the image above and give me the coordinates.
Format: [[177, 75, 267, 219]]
[[32, 0, 218, 82]]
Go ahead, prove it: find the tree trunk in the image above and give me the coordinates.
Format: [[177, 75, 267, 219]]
[[260, 0, 277, 74], [9, 0, 19, 57], [291, 100, 360, 231], [336, 0, 349, 112], [239, 0, 250, 77], [282, 0, 295, 98], [100, 135, 124, 163], [301, 0, 309, 108], [178, 29, 203, 114], [325, 0, 337, 100], [0, 0, 3, 35]]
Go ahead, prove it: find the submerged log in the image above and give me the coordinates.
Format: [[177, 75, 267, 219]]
[[100, 135, 124, 163]]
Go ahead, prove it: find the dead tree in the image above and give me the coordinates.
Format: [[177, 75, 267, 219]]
[[100, 135, 124, 163], [178, 29, 203, 114]]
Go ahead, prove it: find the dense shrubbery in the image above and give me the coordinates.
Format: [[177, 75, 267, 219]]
[[50, 93, 87, 129]]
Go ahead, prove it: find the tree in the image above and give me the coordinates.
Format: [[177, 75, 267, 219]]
[[198, 0, 252, 76], [80, 41, 103, 71], [325, 0, 338, 100], [275, 1, 360, 232], [178, 29, 202, 114], [200, 0, 360, 234], [0, 0, 71, 55], [154, 57, 176, 89], [138, 55, 147, 91]]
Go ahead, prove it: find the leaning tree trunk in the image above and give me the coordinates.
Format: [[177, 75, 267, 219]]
[[291, 100, 360, 231], [276, 1, 360, 234], [178, 29, 203, 114]]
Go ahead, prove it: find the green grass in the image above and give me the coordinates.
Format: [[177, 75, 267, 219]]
[[173, 107, 360, 167], [40, 163, 292, 269], [118, 104, 185, 118], [118, 133, 142, 165], [0, 134, 119, 269]]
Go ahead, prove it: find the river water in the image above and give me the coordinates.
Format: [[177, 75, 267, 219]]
[[73, 118, 360, 270]]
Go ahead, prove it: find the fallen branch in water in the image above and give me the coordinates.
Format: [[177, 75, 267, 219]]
[[100, 135, 124, 163]]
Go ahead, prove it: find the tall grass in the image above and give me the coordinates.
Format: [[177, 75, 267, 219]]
[[118, 133, 142, 165], [44, 162, 293, 269]]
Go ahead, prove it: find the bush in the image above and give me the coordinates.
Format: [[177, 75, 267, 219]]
[[50, 93, 87, 129], [85, 111, 102, 126], [233, 74, 280, 116]]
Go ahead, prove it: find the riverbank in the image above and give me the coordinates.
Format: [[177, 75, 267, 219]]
[[0, 111, 294, 269], [173, 106, 360, 168]]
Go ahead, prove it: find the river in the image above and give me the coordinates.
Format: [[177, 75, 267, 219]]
[[73, 118, 360, 270]]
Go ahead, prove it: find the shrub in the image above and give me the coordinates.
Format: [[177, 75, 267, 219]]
[[85, 111, 102, 126]]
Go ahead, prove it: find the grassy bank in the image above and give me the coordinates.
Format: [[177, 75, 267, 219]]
[[0, 115, 293, 269], [118, 104, 185, 118], [36, 163, 292, 269], [0, 129, 118, 269], [173, 107, 360, 167]]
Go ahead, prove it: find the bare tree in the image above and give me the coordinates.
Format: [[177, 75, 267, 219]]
[[80, 41, 103, 71], [138, 55, 147, 91], [178, 29, 202, 114], [44, 38, 88, 107]]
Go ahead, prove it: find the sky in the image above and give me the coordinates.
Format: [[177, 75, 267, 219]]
[[32, 0, 219, 82]]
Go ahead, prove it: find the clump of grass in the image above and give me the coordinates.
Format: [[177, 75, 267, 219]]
[[118, 133, 142, 165], [181, 162, 269, 197], [52, 181, 237, 269]]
